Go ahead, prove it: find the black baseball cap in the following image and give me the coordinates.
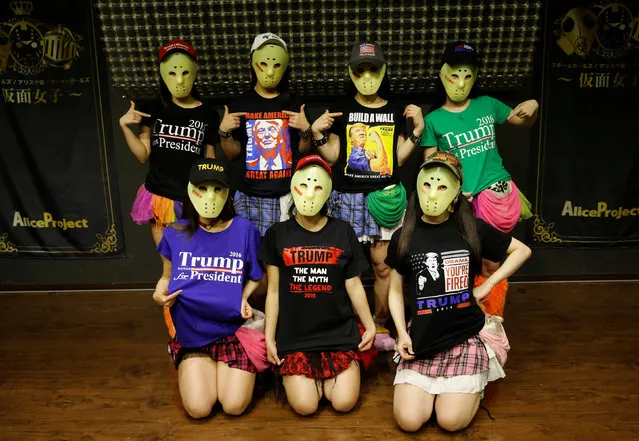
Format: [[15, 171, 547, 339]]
[[189, 158, 231, 187], [349, 42, 386, 68], [440, 41, 480, 67]]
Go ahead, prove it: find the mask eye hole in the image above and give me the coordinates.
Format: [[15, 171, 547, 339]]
[[356, 67, 365, 74], [370, 66, 378, 73], [274, 63, 281, 69], [169, 71, 176, 76], [260, 62, 268, 67], [438, 185, 448, 191], [214, 186, 223, 193], [182, 70, 190, 76], [198, 185, 207, 191], [300, 183, 308, 189], [314, 185, 323, 191], [465, 74, 472, 80], [423, 182, 431, 189], [451, 73, 459, 79]]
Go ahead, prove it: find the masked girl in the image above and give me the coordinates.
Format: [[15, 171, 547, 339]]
[[152, 158, 267, 418], [386, 151, 531, 432], [219, 33, 312, 237], [259, 154, 377, 416], [422, 40, 538, 234], [119, 40, 219, 246], [310, 42, 425, 351]]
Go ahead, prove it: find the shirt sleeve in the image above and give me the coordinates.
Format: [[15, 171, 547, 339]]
[[477, 219, 512, 262], [344, 223, 370, 279], [421, 114, 437, 147], [244, 221, 265, 281], [137, 99, 157, 128], [204, 104, 220, 146], [258, 224, 280, 266], [489, 96, 513, 125], [327, 102, 343, 137], [156, 228, 172, 261], [228, 97, 247, 148], [385, 228, 408, 275]]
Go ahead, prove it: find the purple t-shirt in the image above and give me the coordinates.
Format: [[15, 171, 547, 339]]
[[157, 216, 264, 348]]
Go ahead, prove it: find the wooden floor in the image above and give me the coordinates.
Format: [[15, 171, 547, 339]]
[[1, 282, 638, 441]]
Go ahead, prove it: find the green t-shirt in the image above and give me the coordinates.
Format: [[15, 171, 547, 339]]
[[422, 96, 512, 195]]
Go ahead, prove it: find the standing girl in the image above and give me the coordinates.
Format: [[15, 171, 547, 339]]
[[310, 41, 425, 351], [422, 40, 538, 234], [387, 152, 531, 432], [119, 40, 219, 246], [153, 158, 267, 418], [260, 155, 376, 415], [219, 33, 311, 237]]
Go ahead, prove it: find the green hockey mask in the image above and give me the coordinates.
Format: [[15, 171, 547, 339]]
[[417, 166, 461, 216], [348, 62, 386, 96], [252, 44, 289, 90], [440, 63, 477, 102], [160, 52, 197, 99]]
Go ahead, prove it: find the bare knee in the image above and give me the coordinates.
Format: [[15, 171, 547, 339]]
[[183, 397, 215, 419], [220, 396, 251, 416], [330, 393, 358, 413], [394, 408, 426, 432], [289, 398, 319, 416], [437, 412, 473, 432]]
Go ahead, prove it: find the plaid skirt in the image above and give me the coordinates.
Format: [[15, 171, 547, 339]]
[[278, 322, 377, 380], [394, 335, 489, 394], [396, 335, 489, 378], [327, 190, 402, 242], [233, 191, 292, 236], [168, 334, 257, 373]]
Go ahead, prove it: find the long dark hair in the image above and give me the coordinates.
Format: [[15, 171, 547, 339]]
[[395, 185, 482, 272], [174, 188, 236, 237], [158, 52, 201, 108]]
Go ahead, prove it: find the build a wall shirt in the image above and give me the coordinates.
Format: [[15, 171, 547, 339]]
[[422, 96, 513, 196], [259, 217, 369, 355], [140, 99, 219, 201], [229, 90, 304, 197], [330, 100, 406, 193], [157, 217, 264, 348], [386, 218, 510, 358]]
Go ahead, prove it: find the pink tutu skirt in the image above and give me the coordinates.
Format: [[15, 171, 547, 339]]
[[472, 180, 521, 233], [130, 185, 183, 227]]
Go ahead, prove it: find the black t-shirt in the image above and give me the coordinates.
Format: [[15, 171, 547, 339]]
[[328, 99, 407, 193], [258, 217, 369, 355], [139, 99, 219, 201], [229, 90, 306, 197], [386, 218, 511, 358]]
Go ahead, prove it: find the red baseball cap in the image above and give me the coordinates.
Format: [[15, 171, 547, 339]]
[[295, 154, 332, 176], [158, 40, 197, 63]]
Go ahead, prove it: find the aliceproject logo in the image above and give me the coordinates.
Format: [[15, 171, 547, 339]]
[[561, 201, 639, 219]]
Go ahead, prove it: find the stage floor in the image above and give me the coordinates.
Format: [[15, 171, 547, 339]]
[[1, 282, 638, 441]]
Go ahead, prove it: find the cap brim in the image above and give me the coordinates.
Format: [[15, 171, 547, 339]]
[[190, 176, 231, 186], [349, 58, 384, 69], [251, 39, 287, 53], [419, 160, 463, 182]]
